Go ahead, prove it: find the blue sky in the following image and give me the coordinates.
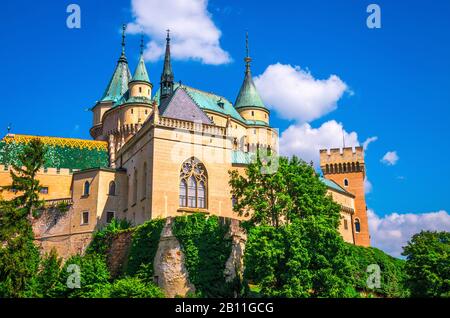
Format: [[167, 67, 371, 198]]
[[1, 0, 449, 256]]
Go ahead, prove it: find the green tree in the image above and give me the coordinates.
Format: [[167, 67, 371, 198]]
[[5, 138, 46, 218], [0, 139, 47, 297], [231, 156, 355, 297], [109, 277, 164, 298], [402, 231, 450, 297]]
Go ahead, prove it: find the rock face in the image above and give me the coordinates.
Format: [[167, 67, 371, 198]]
[[107, 230, 133, 278], [224, 218, 247, 284], [153, 218, 196, 298]]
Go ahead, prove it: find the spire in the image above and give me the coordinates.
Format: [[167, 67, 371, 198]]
[[131, 33, 150, 83], [100, 24, 132, 102], [160, 29, 174, 102], [234, 32, 266, 110]]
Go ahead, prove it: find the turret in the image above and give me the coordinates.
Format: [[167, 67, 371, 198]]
[[128, 34, 152, 99], [320, 146, 370, 247], [234, 33, 270, 125], [90, 25, 131, 140]]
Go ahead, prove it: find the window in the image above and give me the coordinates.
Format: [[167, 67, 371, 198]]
[[131, 109, 134, 114], [142, 162, 147, 199], [179, 157, 208, 209], [81, 211, 89, 225], [109, 181, 116, 196], [133, 170, 138, 204], [83, 181, 90, 196], [145, 110, 148, 115], [344, 179, 349, 187], [251, 111, 254, 117], [139, 87, 142, 93], [231, 196, 237, 207], [344, 219, 348, 230], [355, 219, 361, 233], [106, 211, 115, 224], [40, 187, 49, 194]]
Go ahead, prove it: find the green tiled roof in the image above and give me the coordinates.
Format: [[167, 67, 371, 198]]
[[245, 119, 269, 127], [131, 55, 150, 83], [101, 54, 132, 102], [153, 84, 247, 123], [234, 69, 267, 110], [320, 177, 353, 196], [231, 150, 254, 165], [0, 135, 109, 170]]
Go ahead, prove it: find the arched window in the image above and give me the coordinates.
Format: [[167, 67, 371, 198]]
[[356, 162, 360, 172], [326, 164, 330, 174], [109, 181, 116, 196], [352, 162, 356, 172], [343, 163, 347, 172], [344, 178, 349, 187], [347, 163, 351, 172], [83, 181, 90, 196], [179, 157, 208, 209], [355, 218, 361, 233]]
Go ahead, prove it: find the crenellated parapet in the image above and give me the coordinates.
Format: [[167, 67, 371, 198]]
[[320, 146, 365, 178]]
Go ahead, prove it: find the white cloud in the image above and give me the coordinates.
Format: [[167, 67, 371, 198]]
[[254, 63, 349, 123], [364, 178, 373, 194], [362, 136, 378, 150], [368, 209, 450, 258], [381, 151, 399, 166], [128, 0, 231, 65], [279, 120, 359, 167]]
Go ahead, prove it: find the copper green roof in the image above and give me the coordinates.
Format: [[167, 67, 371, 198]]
[[131, 55, 150, 83], [231, 150, 254, 165], [0, 134, 109, 170], [153, 84, 246, 123], [234, 70, 266, 110], [100, 54, 132, 102], [320, 177, 354, 197]]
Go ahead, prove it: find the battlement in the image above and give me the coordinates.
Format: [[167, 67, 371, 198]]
[[319, 147, 365, 176], [0, 164, 78, 176]]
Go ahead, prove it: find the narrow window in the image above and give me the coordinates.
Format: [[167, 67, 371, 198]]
[[344, 179, 349, 187], [139, 87, 142, 93], [198, 181, 206, 209], [188, 176, 196, 208], [109, 181, 116, 196], [355, 219, 361, 233], [133, 170, 138, 204], [81, 211, 89, 225], [106, 211, 115, 224], [83, 181, 90, 196], [40, 187, 49, 194], [142, 163, 147, 199], [344, 219, 348, 230], [179, 179, 187, 207], [251, 111, 254, 117]]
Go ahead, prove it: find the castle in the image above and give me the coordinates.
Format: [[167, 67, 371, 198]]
[[0, 28, 370, 258]]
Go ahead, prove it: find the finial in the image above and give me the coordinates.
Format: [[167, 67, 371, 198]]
[[121, 24, 127, 54], [244, 31, 252, 73], [342, 128, 346, 149], [140, 32, 144, 55], [166, 29, 171, 42], [7, 123, 11, 134]]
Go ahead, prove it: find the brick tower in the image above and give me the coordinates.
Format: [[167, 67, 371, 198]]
[[319, 147, 370, 246]]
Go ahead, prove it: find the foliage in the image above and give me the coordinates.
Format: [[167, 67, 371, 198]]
[[346, 244, 409, 297], [125, 219, 165, 277], [229, 156, 341, 229], [86, 218, 132, 256], [172, 214, 233, 297], [109, 276, 165, 298], [4, 138, 46, 218], [244, 219, 357, 298], [0, 139, 47, 297], [402, 231, 450, 297], [55, 253, 111, 298]]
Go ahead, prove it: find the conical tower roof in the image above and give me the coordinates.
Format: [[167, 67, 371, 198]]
[[131, 35, 151, 83], [234, 33, 267, 110], [100, 25, 132, 102]]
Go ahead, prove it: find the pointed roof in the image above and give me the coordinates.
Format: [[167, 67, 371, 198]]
[[161, 30, 174, 83], [131, 35, 151, 83], [160, 87, 212, 124], [100, 25, 132, 102], [234, 33, 267, 111]]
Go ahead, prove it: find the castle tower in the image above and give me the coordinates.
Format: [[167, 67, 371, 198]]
[[160, 30, 174, 103], [128, 34, 152, 99], [234, 33, 270, 125], [90, 25, 132, 141], [320, 146, 370, 247]]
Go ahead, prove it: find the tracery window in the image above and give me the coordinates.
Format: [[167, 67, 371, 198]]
[[179, 157, 208, 209]]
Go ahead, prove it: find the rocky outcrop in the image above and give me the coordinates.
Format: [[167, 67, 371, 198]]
[[153, 218, 196, 297], [224, 218, 247, 284]]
